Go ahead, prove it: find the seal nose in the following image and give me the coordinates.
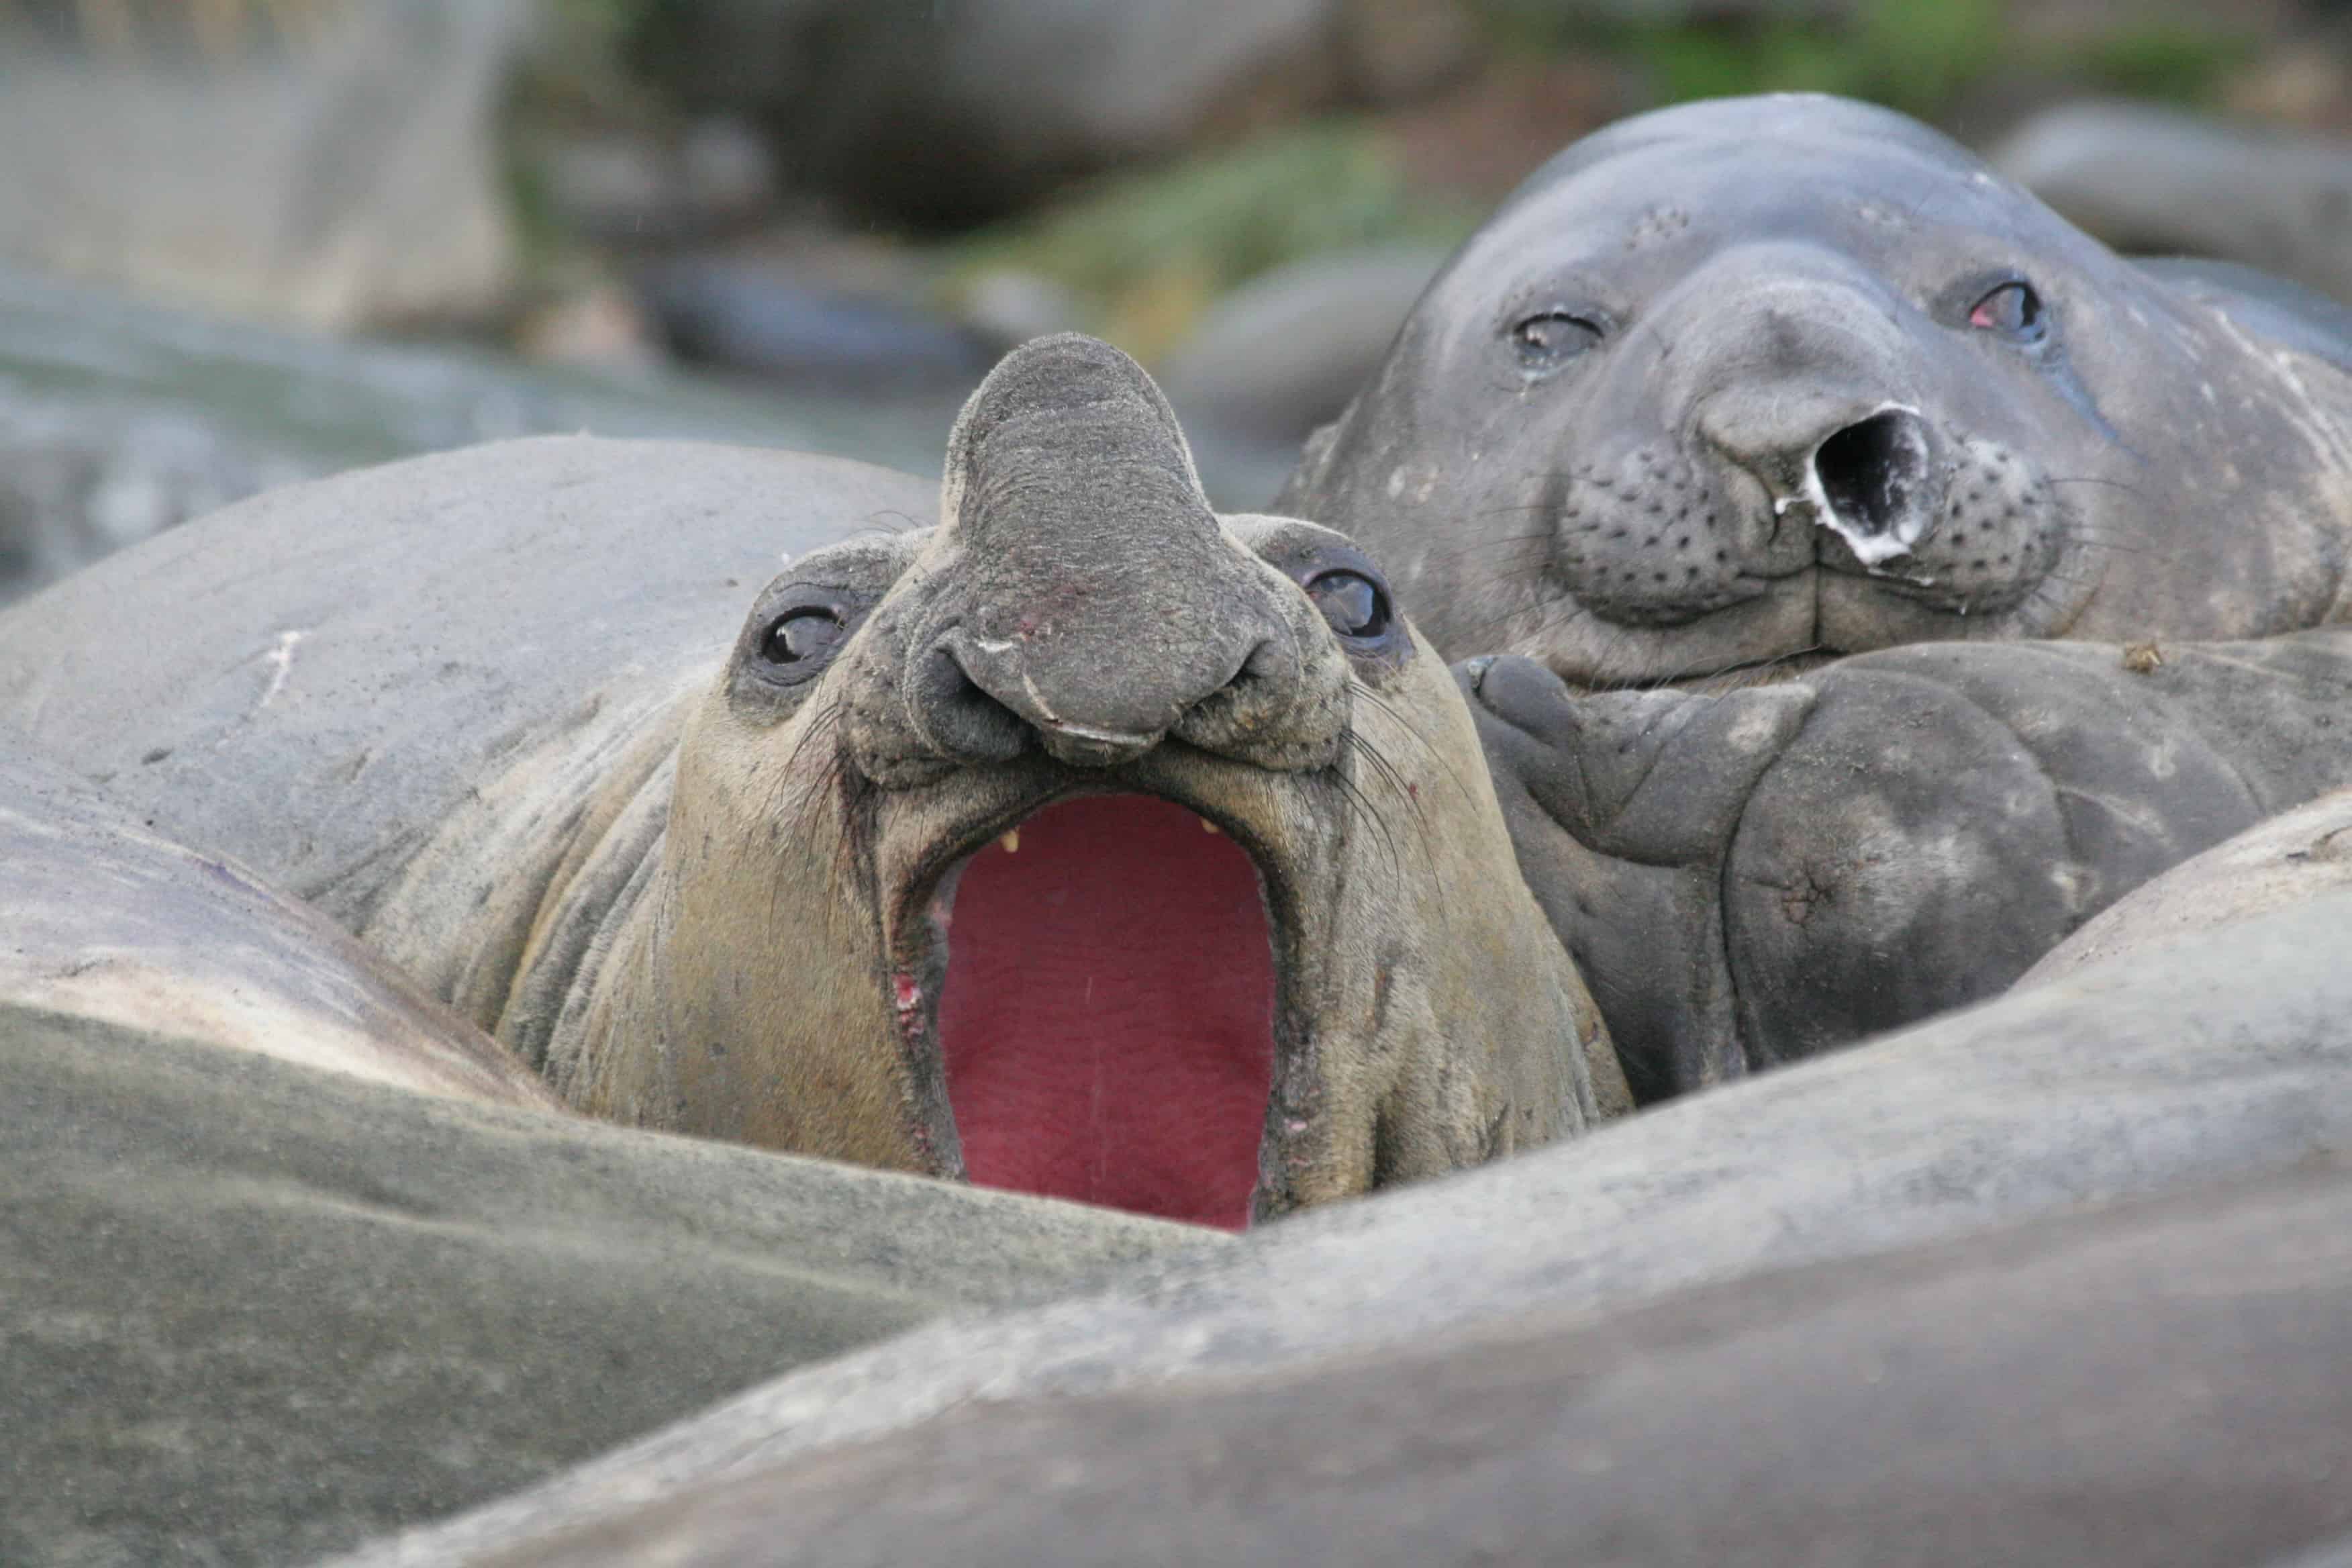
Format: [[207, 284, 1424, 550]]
[[906, 332, 1290, 771], [1697, 387, 1942, 565], [915, 640, 1253, 771], [1808, 406, 1936, 565]]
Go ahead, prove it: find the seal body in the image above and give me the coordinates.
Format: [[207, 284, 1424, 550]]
[[2021, 783, 2352, 986], [0, 741, 554, 1108], [0, 727, 1212, 1568], [0, 997, 1206, 1568], [334, 885, 2352, 1567], [1279, 94, 2352, 687], [0, 338, 1620, 1228], [375, 1165, 2352, 1568], [1465, 628, 2352, 1098]]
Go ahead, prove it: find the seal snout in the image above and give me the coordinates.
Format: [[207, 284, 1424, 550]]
[[1808, 405, 1937, 566], [912, 624, 1276, 771]]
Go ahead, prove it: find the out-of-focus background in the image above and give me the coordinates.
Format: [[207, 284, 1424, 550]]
[[2, 0, 2347, 601]]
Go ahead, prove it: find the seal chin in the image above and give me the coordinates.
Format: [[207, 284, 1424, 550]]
[[889, 787, 1285, 1230]]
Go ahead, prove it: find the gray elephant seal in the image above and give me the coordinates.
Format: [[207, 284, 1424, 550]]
[[0, 740, 555, 1108], [0, 335, 1618, 1228], [3, 989, 1206, 1568], [1465, 627, 2352, 1098], [336, 884, 2352, 1567], [1281, 93, 2352, 687], [1, 731, 1215, 1568], [407, 1164, 2352, 1568], [2022, 784, 2352, 987]]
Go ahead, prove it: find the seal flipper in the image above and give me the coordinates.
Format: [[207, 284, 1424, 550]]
[[1469, 628, 2352, 1096]]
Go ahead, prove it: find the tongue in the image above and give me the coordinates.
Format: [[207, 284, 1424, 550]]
[[937, 794, 1276, 1229]]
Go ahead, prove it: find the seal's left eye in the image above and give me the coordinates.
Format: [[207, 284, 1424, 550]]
[[1511, 310, 1604, 373], [760, 607, 847, 668], [1968, 281, 2045, 342], [1306, 569, 1391, 640]]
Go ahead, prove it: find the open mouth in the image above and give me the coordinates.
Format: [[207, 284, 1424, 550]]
[[930, 793, 1277, 1230]]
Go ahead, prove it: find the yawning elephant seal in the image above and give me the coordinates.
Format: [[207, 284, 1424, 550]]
[[1280, 94, 2352, 686], [0, 334, 1619, 1228]]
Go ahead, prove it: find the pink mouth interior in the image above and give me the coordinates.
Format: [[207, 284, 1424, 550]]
[[936, 794, 1277, 1230]]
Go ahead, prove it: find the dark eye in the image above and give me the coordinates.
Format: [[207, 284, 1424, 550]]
[[1967, 281, 2045, 342], [1306, 569, 1391, 640], [760, 607, 847, 669], [1511, 310, 1604, 373]]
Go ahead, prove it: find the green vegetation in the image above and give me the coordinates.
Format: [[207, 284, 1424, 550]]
[[936, 124, 1483, 359], [2071, 21, 2258, 105], [1476, 0, 2255, 121]]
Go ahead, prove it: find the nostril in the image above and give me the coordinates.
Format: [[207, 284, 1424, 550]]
[[914, 646, 1029, 764], [1810, 407, 1933, 563], [1221, 640, 1276, 696]]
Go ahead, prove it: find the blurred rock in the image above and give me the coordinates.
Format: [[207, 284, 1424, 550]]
[[2223, 43, 2352, 134], [540, 118, 778, 245], [1338, 0, 1485, 103], [0, 0, 528, 334], [638, 0, 1479, 226], [514, 283, 668, 375], [1159, 244, 1447, 505], [1479, 0, 1845, 26], [0, 266, 952, 604], [1993, 100, 2352, 303], [1391, 54, 1636, 207], [641, 257, 997, 392], [957, 270, 1094, 350]]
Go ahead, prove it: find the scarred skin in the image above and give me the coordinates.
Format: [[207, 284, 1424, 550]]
[[1280, 94, 2352, 689], [0, 336, 1622, 1221]]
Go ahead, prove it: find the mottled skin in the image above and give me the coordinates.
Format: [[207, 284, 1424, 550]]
[[1281, 94, 2352, 689], [1463, 629, 2352, 1099], [0, 336, 1620, 1217]]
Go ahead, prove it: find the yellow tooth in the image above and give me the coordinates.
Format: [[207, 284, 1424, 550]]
[[1000, 830, 1020, 854], [1200, 817, 1220, 834]]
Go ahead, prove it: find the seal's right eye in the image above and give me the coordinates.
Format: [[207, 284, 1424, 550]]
[[1511, 310, 1604, 374], [759, 607, 848, 671], [1306, 569, 1393, 640], [1967, 281, 2047, 344]]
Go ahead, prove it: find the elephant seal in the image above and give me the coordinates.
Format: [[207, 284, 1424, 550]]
[[0, 730, 1212, 1568], [1, 1003, 1207, 1568], [2022, 784, 2352, 987], [0, 334, 1619, 1228], [389, 1163, 2352, 1568], [1463, 627, 2352, 1098], [0, 738, 554, 1108], [335, 885, 2352, 1567], [1279, 93, 2352, 687]]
